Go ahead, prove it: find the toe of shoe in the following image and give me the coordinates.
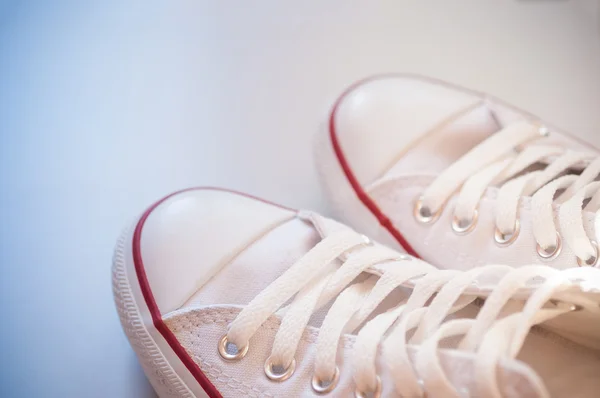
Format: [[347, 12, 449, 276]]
[[135, 187, 296, 314], [329, 74, 484, 186]]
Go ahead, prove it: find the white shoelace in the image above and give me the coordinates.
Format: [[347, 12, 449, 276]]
[[415, 121, 600, 265], [219, 225, 595, 397]]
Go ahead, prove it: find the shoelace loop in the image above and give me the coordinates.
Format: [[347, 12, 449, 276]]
[[414, 121, 600, 266], [218, 222, 589, 397]]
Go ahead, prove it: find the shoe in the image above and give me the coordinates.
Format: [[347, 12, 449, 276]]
[[316, 74, 600, 270], [113, 187, 600, 397]]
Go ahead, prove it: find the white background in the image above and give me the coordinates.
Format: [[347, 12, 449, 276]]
[[1, 1, 599, 397]]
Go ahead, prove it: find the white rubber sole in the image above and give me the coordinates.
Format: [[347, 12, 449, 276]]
[[112, 224, 209, 398]]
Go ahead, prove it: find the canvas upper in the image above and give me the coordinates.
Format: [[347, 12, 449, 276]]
[[114, 187, 600, 398], [316, 74, 600, 270]]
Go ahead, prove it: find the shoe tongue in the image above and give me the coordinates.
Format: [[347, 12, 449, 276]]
[[301, 211, 600, 352], [541, 270, 600, 351], [298, 210, 350, 239], [299, 209, 434, 267], [464, 272, 600, 352], [543, 293, 600, 351]]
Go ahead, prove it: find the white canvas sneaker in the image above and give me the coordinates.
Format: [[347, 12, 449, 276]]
[[316, 74, 600, 270], [113, 187, 600, 397]]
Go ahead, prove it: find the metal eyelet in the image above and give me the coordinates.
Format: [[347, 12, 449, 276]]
[[494, 219, 520, 247], [533, 120, 551, 137], [550, 299, 584, 313], [264, 357, 296, 382], [218, 335, 248, 361], [451, 209, 478, 235], [536, 232, 562, 260], [355, 376, 382, 398], [312, 366, 340, 394], [396, 254, 412, 261], [414, 197, 443, 224], [577, 240, 599, 267]]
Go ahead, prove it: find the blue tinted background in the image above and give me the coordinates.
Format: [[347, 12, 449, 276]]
[[0, 1, 599, 397]]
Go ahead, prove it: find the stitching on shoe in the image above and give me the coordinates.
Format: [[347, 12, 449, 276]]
[[167, 308, 356, 349], [178, 217, 296, 310]]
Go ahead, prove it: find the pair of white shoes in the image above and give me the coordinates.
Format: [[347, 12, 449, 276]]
[[113, 75, 600, 398]]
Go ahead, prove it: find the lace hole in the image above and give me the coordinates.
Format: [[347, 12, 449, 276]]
[[218, 334, 248, 361], [414, 197, 443, 224], [536, 232, 562, 260], [577, 240, 599, 267], [312, 366, 339, 394], [264, 357, 296, 382], [494, 219, 520, 247], [550, 299, 584, 312], [360, 234, 373, 246], [538, 125, 551, 137], [451, 209, 478, 235], [354, 376, 382, 398]]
